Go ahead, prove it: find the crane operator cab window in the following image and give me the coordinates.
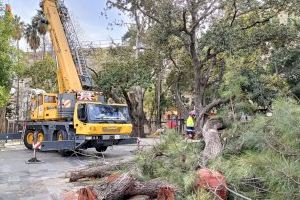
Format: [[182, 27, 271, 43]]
[[77, 103, 130, 124]]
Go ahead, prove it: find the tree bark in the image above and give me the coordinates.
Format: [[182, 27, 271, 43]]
[[128, 195, 150, 200], [201, 119, 223, 166], [43, 34, 46, 59], [0, 107, 6, 133], [123, 86, 146, 138], [78, 173, 176, 200], [93, 173, 134, 200], [126, 179, 175, 198], [69, 162, 132, 182]]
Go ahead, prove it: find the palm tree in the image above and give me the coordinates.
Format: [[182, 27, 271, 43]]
[[12, 15, 24, 51], [25, 24, 40, 61], [32, 10, 48, 59]]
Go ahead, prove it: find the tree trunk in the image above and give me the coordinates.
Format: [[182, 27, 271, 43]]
[[201, 119, 223, 166], [43, 34, 46, 59], [155, 69, 162, 129], [123, 86, 146, 138], [33, 49, 37, 61], [0, 107, 6, 133]]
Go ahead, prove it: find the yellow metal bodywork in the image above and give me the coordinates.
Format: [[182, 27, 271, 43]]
[[73, 102, 132, 136], [31, 93, 60, 120], [42, 0, 82, 93]]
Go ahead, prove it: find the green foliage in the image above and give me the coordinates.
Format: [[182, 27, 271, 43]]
[[135, 131, 208, 199], [211, 99, 300, 199], [23, 54, 57, 92], [96, 47, 156, 94], [221, 51, 289, 109], [269, 42, 300, 97], [0, 86, 9, 107], [0, 4, 15, 106]]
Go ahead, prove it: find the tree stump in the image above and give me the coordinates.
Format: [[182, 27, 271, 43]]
[[194, 168, 227, 200]]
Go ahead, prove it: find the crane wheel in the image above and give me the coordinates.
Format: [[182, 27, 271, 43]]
[[24, 130, 44, 150], [56, 130, 72, 156], [56, 130, 67, 141], [24, 130, 34, 149]]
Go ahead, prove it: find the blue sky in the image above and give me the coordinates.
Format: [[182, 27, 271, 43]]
[[5, 0, 129, 50]]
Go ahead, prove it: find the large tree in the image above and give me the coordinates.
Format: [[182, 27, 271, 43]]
[[23, 54, 57, 92], [12, 15, 24, 51], [32, 10, 48, 59], [24, 24, 40, 61], [108, 0, 299, 130], [0, 3, 16, 132], [96, 46, 157, 137]]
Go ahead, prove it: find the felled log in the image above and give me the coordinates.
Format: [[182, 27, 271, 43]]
[[93, 173, 134, 200], [78, 173, 176, 200], [126, 179, 176, 199], [69, 165, 113, 182], [69, 162, 131, 182], [128, 195, 151, 200]]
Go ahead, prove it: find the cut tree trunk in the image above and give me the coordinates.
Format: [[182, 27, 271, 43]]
[[69, 162, 132, 182], [93, 173, 134, 200], [126, 179, 175, 198], [201, 119, 223, 166], [77, 173, 176, 200], [128, 195, 150, 200]]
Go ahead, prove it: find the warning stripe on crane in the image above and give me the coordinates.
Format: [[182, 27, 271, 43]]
[[58, 100, 72, 108], [63, 100, 72, 108]]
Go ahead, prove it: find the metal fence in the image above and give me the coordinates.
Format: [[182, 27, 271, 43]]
[[0, 119, 23, 141]]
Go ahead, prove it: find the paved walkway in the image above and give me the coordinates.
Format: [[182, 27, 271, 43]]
[[0, 138, 159, 200]]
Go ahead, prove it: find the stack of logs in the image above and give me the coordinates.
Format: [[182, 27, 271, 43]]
[[68, 163, 176, 200]]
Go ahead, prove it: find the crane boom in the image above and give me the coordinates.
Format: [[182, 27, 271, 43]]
[[41, 0, 92, 93]]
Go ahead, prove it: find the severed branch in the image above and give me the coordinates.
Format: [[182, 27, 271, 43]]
[[198, 99, 230, 120]]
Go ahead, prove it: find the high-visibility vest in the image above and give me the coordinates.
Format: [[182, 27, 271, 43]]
[[186, 116, 194, 127]]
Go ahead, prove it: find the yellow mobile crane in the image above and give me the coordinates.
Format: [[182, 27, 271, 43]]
[[23, 0, 135, 153]]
